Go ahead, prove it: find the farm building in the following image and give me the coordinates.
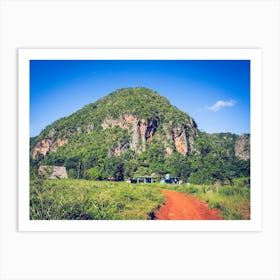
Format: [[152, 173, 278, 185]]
[[160, 173, 181, 184], [131, 176, 156, 184], [38, 166, 68, 179]]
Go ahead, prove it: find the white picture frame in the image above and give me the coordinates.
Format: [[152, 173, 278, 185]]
[[18, 48, 262, 232]]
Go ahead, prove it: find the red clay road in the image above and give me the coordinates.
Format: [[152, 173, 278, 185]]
[[155, 189, 223, 220]]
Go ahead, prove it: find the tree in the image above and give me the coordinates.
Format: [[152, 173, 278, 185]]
[[165, 153, 191, 180], [88, 166, 103, 180], [104, 157, 124, 181], [65, 156, 83, 179]]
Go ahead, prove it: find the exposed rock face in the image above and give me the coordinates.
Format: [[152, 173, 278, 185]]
[[137, 118, 158, 151], [86, 124, 94, 133], [32, 138, 68, 159], [187, 132, 196, 154], [102, 114, 159, 154], [111, 142, 129, 157], [138, 119, 148, 148], [101, 114, 197, 156], [55, 139, 68, 149], [32, 139, 51, 158], [235, 134, 250, 160], [130, 118, 140, 152], [173, 127, 187, 155], [102, 114, 137, 130], [145, 119, 158, 142], [171, 127, 197, 156], [38, 166, 68, 179]]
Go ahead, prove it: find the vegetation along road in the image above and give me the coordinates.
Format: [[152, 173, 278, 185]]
[[30, 179, 250, 220]]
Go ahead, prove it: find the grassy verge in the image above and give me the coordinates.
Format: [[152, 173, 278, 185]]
[[30, 179, 250, 220], [30, 179, 164, 220], [156, 183, 250, 220]]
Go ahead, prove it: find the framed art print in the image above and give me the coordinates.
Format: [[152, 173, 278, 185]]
[[18, 48, 262, 231]]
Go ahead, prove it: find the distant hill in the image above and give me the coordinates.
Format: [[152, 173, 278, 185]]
[[30, 87, 250, 184]]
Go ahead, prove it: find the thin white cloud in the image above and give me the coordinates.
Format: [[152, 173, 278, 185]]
[[207, 100, 235, 111]]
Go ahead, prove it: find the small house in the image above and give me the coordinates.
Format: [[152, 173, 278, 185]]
[[131, 176, 156, 184]]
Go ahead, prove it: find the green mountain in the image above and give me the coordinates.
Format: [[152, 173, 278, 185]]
[[30, 87, 250, 184]]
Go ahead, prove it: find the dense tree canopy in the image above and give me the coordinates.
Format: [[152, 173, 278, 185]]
[[30, 87, 250, 185]]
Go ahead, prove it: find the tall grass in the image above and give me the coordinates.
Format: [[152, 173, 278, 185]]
[[156, 183, 250, 220], [30, 179, 164, 220], [30, 179, 250, 220]]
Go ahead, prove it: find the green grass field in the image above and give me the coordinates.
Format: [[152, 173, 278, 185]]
[[30, 179, 165, 220], [30, 179, 250, 220]]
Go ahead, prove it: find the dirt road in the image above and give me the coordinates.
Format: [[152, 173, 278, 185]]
[[155, 189, 223, 220]]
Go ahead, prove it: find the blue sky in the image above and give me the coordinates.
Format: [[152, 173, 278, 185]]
[[30, 60, 250, 137]]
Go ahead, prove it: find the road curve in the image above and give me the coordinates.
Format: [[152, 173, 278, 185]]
[[155, 189, 223, 220]]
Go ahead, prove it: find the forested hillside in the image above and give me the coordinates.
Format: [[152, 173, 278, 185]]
[[30, 87, 250, 184]]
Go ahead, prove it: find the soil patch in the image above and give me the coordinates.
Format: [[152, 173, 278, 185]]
[[155, 189, 223, 220]]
